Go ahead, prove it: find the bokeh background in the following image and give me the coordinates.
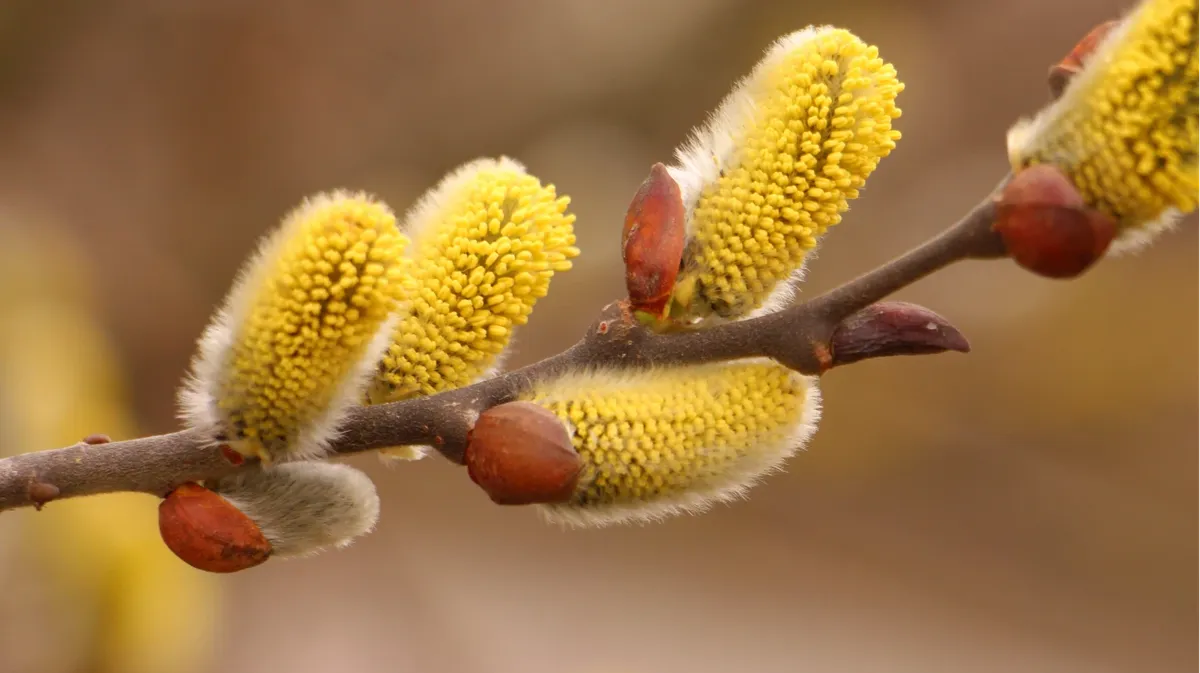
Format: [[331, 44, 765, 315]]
[[0, 1, 1195, 672]]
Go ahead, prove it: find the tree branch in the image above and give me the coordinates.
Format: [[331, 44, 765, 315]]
[[0, 183, 1005, 513]]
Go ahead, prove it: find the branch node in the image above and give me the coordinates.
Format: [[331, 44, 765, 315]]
[[220, 445, 246, 466], [813, 342, 834, 373], [27, 480, 61, 511]]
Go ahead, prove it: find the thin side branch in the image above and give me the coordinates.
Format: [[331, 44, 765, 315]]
[[0, 183, 1004, 513]]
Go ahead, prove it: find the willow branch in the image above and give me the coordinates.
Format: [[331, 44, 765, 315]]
[[0, 185, 1006, 514]]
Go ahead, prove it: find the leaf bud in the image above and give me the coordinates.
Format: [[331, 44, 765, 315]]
[[994, 163, 1116, 279], [622, 163, 686, 321], [464, 401, 582, 506], [158, 482, 272, 574]]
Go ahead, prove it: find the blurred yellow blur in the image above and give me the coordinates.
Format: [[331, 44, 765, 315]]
[[0, 224, 217, 673]]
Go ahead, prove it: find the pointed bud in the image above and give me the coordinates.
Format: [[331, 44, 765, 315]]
[[829, 301, 970, 369], [464, 401, 582, 506], [994, 164, 1116, 278], [159, 483, 272, 574], [623, 163, 686, 320], [1048, 20, 1119, 99]]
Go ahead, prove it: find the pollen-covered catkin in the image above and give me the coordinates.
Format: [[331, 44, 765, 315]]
[[210, 462, 381, 558], [179, 191, 410, 463], [522, 359, 821, 527], [367, 157, 579, 459], [1007, 0, 1199, 254], [666, 26, 903, 324]]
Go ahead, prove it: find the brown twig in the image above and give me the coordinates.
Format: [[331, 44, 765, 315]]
[[0, 184, 1005, 513]]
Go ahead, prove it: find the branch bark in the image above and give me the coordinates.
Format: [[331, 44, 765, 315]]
[[0, 185, 1005, 513]]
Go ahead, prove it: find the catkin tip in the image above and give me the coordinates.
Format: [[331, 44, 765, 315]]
[[370, 157, 580, 406], [666, 26, 904, 325]]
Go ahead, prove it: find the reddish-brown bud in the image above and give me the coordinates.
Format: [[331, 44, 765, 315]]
[[994, 164, 1116, 279], [1048, 20, 1119, 99], [464, 401, 582, 506], [27, 481, 60, 510], [829, 301, 970, 370], [159, 482, 272, 573], [622, 163, 687, 318]]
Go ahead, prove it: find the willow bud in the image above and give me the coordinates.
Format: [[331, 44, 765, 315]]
[[622, 163, 687, 322], [159, 483, 272, 574], [464, 401, 582, 505], [1047, 20, 1120, 98], [994, 164, 1117, 278]]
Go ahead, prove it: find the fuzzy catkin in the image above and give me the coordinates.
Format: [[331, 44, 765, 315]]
[[523, 359, 821, 527], [211, 462, 380, 558], [666, 26, 903, 325], [180, 190, 410, 463], [367, 157, 579, 460], [371, 157, 579, 402]]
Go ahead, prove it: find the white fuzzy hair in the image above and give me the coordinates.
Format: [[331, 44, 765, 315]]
[[532, 358, 823, 528], [1006, 5, 1189, 257], [213, 461, 381, 558], [1104, 208, 1186, 256], [664, 26, 836, 321], [178, 189, 405, 462]]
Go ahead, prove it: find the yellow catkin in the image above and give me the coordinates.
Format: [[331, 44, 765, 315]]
[[667, 26, 903, 324], [1008, 0, 1198, 252], [369, 157, 579, 403], [181, 190, 410, 463], [522, 359, 821, 527]]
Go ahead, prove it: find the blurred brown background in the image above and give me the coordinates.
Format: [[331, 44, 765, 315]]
[[0, 1, 1195, 672]]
